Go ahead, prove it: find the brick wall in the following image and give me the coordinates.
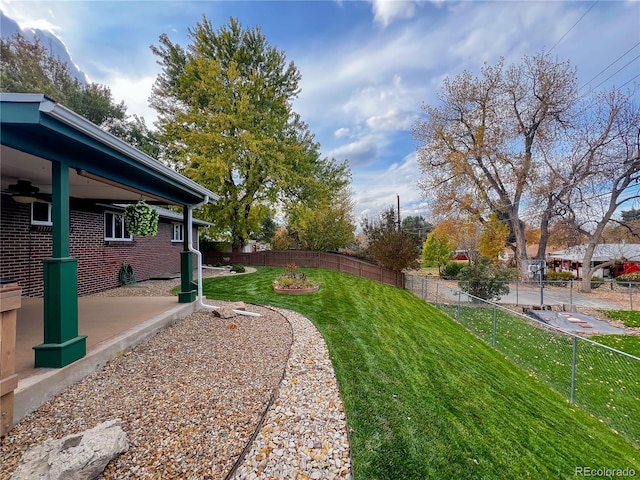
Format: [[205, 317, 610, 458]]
[[0, 197, 195, 297]]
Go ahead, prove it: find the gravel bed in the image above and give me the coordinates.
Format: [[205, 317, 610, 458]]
[[233, 308, 352, 480], [1, 269, 353, 479]]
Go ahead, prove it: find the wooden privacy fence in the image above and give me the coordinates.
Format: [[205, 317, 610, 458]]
[[202, 250, 405, 288]]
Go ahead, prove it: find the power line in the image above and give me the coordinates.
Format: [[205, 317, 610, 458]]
[[580, 42, 640, 91], [549, 0, 599, 53], [590, 54, 640, 91]]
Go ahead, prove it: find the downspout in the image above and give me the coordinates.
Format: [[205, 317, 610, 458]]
[[188, 198, 260, 317]]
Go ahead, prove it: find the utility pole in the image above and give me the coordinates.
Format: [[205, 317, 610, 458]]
[[397, 194, 401, 231]]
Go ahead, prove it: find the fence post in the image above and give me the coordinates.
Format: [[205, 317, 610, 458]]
[[492, 304, 497, 348], [570, 280, 573, 311], [570, 335, 578, 404], [630, 283, 633, 311], [422, 276, 426, 301], [457, 286, 461, 321], [435, 281, 439, 305], [516, 280, 519, 306]]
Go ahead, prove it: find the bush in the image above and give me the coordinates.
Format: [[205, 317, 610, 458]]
[[457, 257, 517, 301], [230, 264, 246, 273], [615, 272, 640, 286], [546, 271, 575, 287], [590, 275, 604, 289], [546, 271, 575, 281], [441, 261, 464, 279]]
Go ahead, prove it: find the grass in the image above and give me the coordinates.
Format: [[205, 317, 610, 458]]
[[202, 267, 640, 479], [437, 304, 640, 447], [602, 310, 640, 328]]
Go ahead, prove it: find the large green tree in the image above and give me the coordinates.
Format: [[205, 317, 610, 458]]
[[0, 33, 159, 156], [422, 231, 454, 273], [286, 186, 355, 251], [150, 17, 348, 250]]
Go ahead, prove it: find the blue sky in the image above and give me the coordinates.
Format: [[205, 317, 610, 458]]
[[1, 0, 639, 224]]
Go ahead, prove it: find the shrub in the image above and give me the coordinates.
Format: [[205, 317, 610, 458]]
[[546, 271, 575, 281], [230, 264, 246, 273], [546, 271, 575, 286], [458, 256, 517, 301], [441, 261, 464, 279], [615, 272, 640, 286], [590, 275, 604, 289]]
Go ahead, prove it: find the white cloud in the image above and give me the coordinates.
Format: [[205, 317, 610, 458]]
[[326, 135, 382, 166], [334, 127, 351, 138], [369, 0, 418, 27], [352, 152, 426, 220], [106, 73, 159, 125]]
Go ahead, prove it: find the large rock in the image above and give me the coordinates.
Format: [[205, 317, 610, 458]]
[[11, 419, 128, 480]]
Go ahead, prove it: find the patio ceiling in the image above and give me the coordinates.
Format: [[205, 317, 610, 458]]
[[0, 93, 218, 206]]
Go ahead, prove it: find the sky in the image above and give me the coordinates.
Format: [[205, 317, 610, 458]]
[[1, 0, 639, 225]]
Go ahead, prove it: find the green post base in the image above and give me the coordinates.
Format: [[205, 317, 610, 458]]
[[178, 290, 197, 303], [33, 335, 87, 368], [179, 250, 196, 304]]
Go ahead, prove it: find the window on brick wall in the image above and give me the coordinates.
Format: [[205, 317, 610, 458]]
[[31, 201, 52, 226], [172, 222, 184, 242], [105, 211, 132, 241]]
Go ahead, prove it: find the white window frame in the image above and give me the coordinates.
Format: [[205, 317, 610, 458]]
[[171, 222, 184, 242], [30, 201, 53, 226], [104, 211, 132, 241]]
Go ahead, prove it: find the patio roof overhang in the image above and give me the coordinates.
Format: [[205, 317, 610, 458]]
[[0, 93, 218, 206]]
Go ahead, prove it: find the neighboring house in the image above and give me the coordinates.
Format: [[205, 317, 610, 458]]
[[547, 243, 640, 279], [0, 93, 218, 368], [0, 200, 211, 297]]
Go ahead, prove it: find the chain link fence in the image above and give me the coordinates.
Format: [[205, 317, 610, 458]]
[[406, 275, 640, 311], [405, 274, 640, 447]]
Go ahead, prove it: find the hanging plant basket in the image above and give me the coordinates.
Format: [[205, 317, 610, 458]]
[[124, 201, 159, 237]]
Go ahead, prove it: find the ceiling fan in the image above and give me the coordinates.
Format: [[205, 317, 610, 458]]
[[4, 179, 41, 203]]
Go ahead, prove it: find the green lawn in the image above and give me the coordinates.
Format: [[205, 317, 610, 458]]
[[602, 310, 640, 328], [202, 267, 639, 479], [437, 304, 640, 448]]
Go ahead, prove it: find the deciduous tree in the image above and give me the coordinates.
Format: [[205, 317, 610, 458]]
[[421, 232, 454, 273], [150, 17, 349, 250], [413, 52, 578, 273], [362, 206, 420, 271]]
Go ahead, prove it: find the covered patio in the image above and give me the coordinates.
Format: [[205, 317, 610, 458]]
[[1, 93, 218, 369], [1, 93, 219, 431]]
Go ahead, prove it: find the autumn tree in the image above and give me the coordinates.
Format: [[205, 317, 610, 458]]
[[362, 206, 420, 271], [413, 52, 578, 273], [150, 17, 349, 250], [432, 218, 481, 263], [478, 213, 510, 263], [0, 33, 159, 155]]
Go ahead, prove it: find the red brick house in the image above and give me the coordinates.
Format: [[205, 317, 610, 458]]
[[0, 200, 210, 297]]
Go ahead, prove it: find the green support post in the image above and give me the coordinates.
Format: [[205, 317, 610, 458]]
[[178, 209, 196, 303], [33, 162, 86, 368]]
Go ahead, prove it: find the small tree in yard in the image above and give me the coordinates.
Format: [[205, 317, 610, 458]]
[[457, 256, 516, 301], [362, 207, 420, 272], [422, 232, 454, 274]]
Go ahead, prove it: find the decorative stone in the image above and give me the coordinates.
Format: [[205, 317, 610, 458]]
[[11, 419, 128, 480]]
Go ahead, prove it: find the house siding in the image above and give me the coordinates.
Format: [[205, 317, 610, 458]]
[[0, 198, 195, 297]]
